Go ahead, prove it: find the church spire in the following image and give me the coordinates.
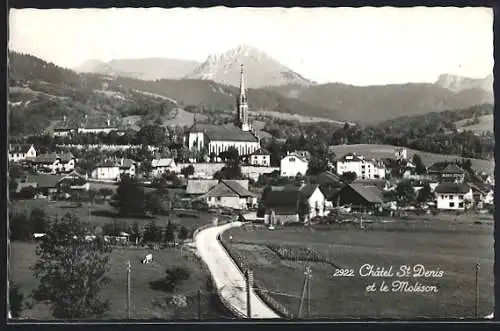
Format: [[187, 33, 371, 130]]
[[237, 64, 250, 132], [239, 64, 246, 99]]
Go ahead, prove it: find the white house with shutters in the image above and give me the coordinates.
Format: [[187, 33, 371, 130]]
[[434, 182, 473, 211], [336, 153, 386, 180], [280, 152, 309, 177]]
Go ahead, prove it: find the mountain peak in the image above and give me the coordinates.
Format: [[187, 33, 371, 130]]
[[186, 44, 312, 88], [436, 73, 493, 93]]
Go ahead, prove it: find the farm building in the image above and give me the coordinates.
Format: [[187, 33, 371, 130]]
[[352, 178, 391, 191], [185, 179, 219, 198], [262, 188, 302, 225], [91, 159, 136, 181], [201, 180, 256, 210], [332, 183, 384, 212], [299, 184, 328, 220], [25, 174, 64, 200], [434, 182, 473, 211]]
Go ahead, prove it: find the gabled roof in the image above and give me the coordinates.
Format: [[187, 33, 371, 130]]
[[442, 164, 465, 174], [339, 153, 364, 162], [33, 152, 74, 164], [26, 174, 64, 188], [190, 124, 258, 142], [316, 171, 342, 185], [252, 148, 270, 156], [435, 183, 470, 194], [348, 183, 384, 204], [263, 189, 301, 210], [221, 180, 252, 196], [352, 179, 388, 190], [96, 160, 119, 168], [151, 158, 175, 168], [299, 184, 320, 200], [283, 153, 308, 163], [186, 179, 218, 195], [205, 180, 254, 198]]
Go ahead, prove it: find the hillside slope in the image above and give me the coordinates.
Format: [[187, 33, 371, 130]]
[[268, 82, 493, 124], [75, 58, 201, 80]]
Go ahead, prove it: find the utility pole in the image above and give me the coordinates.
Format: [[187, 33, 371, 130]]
[[307, 266, 312, 318], [127, 260, 131, 319], [246, 269, 253, 319], [298, 265, 312, 318], [197, 289, 202, 320], [475, 263, 480, 318]]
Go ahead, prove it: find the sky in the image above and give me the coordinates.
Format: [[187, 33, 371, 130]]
[[9, 7, 493, 86]]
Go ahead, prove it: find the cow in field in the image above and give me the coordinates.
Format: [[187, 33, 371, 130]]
[[33, 233, 46, 240], [142, 253, 153, 264]]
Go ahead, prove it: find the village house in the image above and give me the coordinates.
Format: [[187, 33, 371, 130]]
[[352, 178, 391, 191], [395, 147, 408, 161], [280, 152, 309, 177], [262, 188, 302, 226], [311, 170, 344, 205], [8, 144, 37, 162], [428, 163, 466, 183], [77, 114, 120, 135], [201, 180, 256, 210], [249, 148, 271, 167], [434, 182, 473, 211], [91, 159, 136, 181], [336, 153, 386, 180], [298, 184, 328, 221], [332, 183, 384, 212], [23, 174, 64, 200], [185, 179, 219, 199], [30, 152, 76, 174], [151, 158, 178, 177]]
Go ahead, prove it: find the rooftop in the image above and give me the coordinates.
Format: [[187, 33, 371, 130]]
[[348, 183, 384, 204], [434, 182, 470, 194], [191, 124, 259, 142]]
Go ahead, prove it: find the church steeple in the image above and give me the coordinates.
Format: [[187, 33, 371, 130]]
[[237, 64, 250, 132]]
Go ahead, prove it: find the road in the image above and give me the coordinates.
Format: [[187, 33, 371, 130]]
[[195, 222, 280, 319]]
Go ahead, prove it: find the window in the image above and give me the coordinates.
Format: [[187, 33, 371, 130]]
[[217, 197, 221, 202], [289, 157, 295, 162], [441, 195, 444, 199], [458, 195, 464, 199], [458, 202, 464, 208], [448, 195, 453, 199], [449, 202, 455, 208]]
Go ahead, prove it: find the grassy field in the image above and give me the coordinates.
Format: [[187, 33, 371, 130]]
[[328, 144, 494, 175], [221, 214, 494, 319], [10, 199, 223, 233], [454, 115, 493, 134], [10, 242, 234, 320]]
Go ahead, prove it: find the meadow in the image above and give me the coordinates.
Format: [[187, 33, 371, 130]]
[[328, 144, 494, 175], [10, 242, 234, 320], [221, 214, 494, 319], [454, 115, 493, 135], [10, 198, 223, 234]]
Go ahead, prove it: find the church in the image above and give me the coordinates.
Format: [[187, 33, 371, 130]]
[[187, 64, 261, 157]]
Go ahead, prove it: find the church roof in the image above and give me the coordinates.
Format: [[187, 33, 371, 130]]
[[190, 124, 258, 143]]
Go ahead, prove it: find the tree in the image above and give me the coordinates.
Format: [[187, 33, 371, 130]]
[[143, 221, 161, 243], [178, 226, 189, 241], [9, 281, 24, 318], [131, 220, 140, 244], [412, 154, 426, 175], [30, 208, 48, 234], [112, 174, 146, 216], [10, 213, 33, 241], [395, 181, 416, 205], [164, 221, 175, 243], [417, 183, 434, 204], [340, 171, 357, 183], [98, 188, 114, 199], [180, 165, 195, 179], [32, 213, 112, 319]]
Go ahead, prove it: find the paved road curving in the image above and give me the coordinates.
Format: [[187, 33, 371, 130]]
[[195, 222, 280, 319]]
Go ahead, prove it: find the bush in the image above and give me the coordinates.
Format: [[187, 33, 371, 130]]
[[9, 282, 24, 318], [17, 186, 37, 199], [149, 266, 190, 292]]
